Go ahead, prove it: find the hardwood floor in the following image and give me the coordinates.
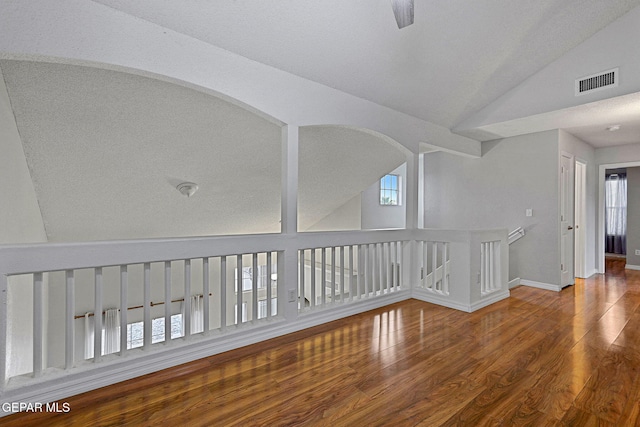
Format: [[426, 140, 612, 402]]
[[4, 258, 640, 426]]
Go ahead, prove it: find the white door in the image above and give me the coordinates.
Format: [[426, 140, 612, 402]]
[[560, 154, 575, 287], [574, 161, 587, 278]]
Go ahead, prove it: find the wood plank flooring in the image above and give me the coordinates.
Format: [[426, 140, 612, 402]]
[[4, 258, 640, 426]]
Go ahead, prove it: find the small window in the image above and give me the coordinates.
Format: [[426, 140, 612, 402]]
[[380, 174, 400, 206]]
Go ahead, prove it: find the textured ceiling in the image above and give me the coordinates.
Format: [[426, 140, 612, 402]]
[[93, 0, 640, 129], [1, 60, 405, 241]]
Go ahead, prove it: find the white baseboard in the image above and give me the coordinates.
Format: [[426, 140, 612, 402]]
[[412, 289, 510, 313], [625, 264, 640, 271], [584, 269, 598, 278], [508, 278, 521, 289], [520, 279, 562, 292], [412, 290, 471, 312], [469, 290, 510, 312]]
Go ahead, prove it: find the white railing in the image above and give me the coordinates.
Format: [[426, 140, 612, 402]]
[[298, 240, 403, 311], [0, 227, 506, 409], [413, 229, 509, 312]]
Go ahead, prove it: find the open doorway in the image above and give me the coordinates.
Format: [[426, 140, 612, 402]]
[[598, 161, 640, 273], [604, 168, 627, 260]]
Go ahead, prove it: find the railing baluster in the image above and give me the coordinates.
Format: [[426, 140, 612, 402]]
[[489, 242, 497, 291], [203, 257, 210, 334], [378, 243, 384, 295], [340, 246, 345, 303], [93, 268, 103, 362], [310, 249, 316, 308], [33, 272, 44, 375], [358, 245, 364, 299], [237, 255, 243, 324], [321, 248, 326, 306], [349, 245, 354, 302], [266, 252, 272, 318], [65, 270, 75, 369], [252, 254, 258, 322], [185, 259, 192, 337], [364, 244, 369, 298], [143, 263, 151, 349], [385, 242, 391, 294], [119, 266, 127, 356], [300, 250, 306, 309], [220, 256, 227, 331], [398, 240, 403, 289], [164, 261, 171, 344], [443, 243, 449, 295], [331, 246, 336, 303], [432, 242, 438, 291], [423, 241, 428, 289]]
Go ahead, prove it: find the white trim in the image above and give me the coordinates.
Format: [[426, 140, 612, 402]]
[[411, 289, 510, 313], [584, 269, 598, 278], [411, 291, 471, 312], [625, 264, 640, 271], [520, 279, 562, 292], [508, 278, 521, 289], [598, 161, 640, 274], [469, 291, 510, 312]]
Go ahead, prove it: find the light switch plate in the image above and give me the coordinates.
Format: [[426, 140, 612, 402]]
[[526, 209, 532, 217], [635, 250, 640, 256]]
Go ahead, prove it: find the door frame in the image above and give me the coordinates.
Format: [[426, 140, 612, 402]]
[[574, 159, 587, 278]]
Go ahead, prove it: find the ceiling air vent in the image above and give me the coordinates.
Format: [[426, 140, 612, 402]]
[[575, 68, 618, 96]]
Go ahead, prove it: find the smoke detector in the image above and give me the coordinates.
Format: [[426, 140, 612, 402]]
[[177, 182, 199, 197]]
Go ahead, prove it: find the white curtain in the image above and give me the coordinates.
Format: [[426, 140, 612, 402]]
[[84, 313, 94, 360], [103, 309, 120, 355], [84, 309, 120, 359], [182, 294, 204, 335], [605, 173, 627, 254]]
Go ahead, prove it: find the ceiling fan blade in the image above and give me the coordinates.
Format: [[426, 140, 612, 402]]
[[391, 0, 414, 29]]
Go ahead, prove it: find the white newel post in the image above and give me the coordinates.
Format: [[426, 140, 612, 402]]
[[281, 124, 299, 320]]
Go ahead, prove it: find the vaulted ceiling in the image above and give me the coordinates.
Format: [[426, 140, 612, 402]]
[[92, 0, 640, 135]]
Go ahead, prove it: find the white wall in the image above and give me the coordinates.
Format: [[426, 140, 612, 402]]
[[558, 130, 597, 276], [595, 142, 640, 165], [626, 167, 640, 267], [306, 194, 361, 232], [361, 163, 406, 230], [0, 68, 48, 378], [424, 130, 561, 285]]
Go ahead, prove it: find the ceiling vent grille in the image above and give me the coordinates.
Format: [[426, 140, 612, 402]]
[[575, 68, 618, 96]]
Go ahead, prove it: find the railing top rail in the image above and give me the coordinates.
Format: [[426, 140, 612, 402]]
[[415, 228, 508, 243], [0, 233, 287, 276], [0, 228, 507, 276], [0, 229, 413, 276]]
